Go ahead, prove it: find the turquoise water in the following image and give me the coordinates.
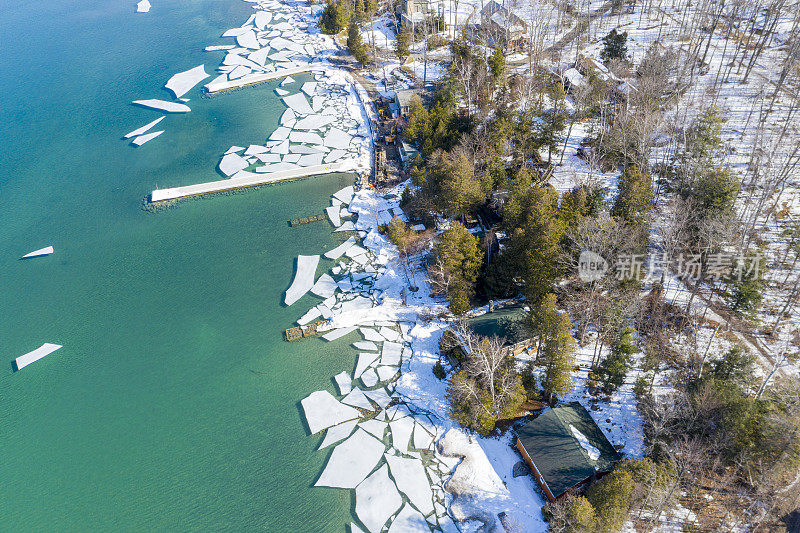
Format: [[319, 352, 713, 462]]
[[1, 0, 355, 530]]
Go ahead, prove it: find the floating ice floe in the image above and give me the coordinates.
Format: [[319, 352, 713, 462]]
[[323, 128, 352, 150], [390, 416, 415, 452], [285, 254, 319, 306], [319, 420, 357, 450], [359, 418, 387, 440], [361, 368, 379, 387], [385, 454, 435, 515], [324, 149, 346, 163], [342, 388, 373, 410], [132, 99, 190, 113], [301, 390, 360, 434], [22, 246, 54, 259], [136, 0, 151, 13], [248, 47, 271, 66], [321, 326, 357, 341], [205, 44, 235, 51], [352, 341, 378, 351], [413, 422, 435, 451], [123, 116, 165, 139], [269, 127, 292, 142], [289, 131, 323, 144], [334, 371, 352, 395], [381, 342, 403, 366], [378, 327, 401, 342], [364, 388, 392, 409], [350, 523, 366, 533], [280, 108, 296, 126], [376, 366, 397, 382], [323, 236, 356, 259], [15, 343, 62, 370], [334, 221, 356, 232], [354, 464, 402, 533], [293, 113, 335, 131], [236, 29, 260, 49], [221, 27, 251, 38], [225, 145, 245, 154], [132, 130, 164, 146], [244, 144, 267, 156], [165, 65, 209, 98], [282, 93, 314, 115], [345, 245, 367, 258], [325, 205, 341, 227], [301, 81, 317, 96], [387, 503, 429, 533], [354, 352, 378, 378], [255, 153, 281, 163], [360, 328, 384, 342], [310, 273, 337, 298], [315, 429, 385, 489], [332, 185, 354, 204], [253, 10, 272, 29], [281, 76, 295, 86], [218, 152, 250, 176], [297, 153, 324, 166], [275, 87, 289, 96]]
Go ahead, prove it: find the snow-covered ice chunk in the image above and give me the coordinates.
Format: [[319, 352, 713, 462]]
[[315, 429, 385, 489], [221, 27, 251, 38], [301, 390, 360, 434], [310, 273, 337, 298], [360, 328, 384, 342], [324, 128, 352, 150], [354, 352, 378, 378], [364, 388, 392, 409], [218, 152, 249, 176], [131, 130, 164, 146], [236, 29, 260, 49], [136, 0, 151, 13], [132, 99, 190, 113], [334, 371, 352, 395], [390, 416, 415, 452], [387, 503, 429, 533], [324, 149, 346, 163], [350, 523, 366, 533], [294, 113, 335, 130], [385, 454, 434, 515], [333, 185, 354, 204], [205, 45, 234, 51], [124, 116, 165, 139], [280, 76, 295, 86], [280, 108, 296, 126], [248, 47, 271, 66], [376, 366, 397, 382], [378, 327, 401, 342], [321, 326, 357, 341], [269, 127, 292, 142], [289, 131, 323, 144], [325, 205, 341, 227], [14, 343, 62, 370], [361, 368, 378, 387], [413, 422, 435, 450], [354, 464, 402, 533], [297, 153, 324, 166], [165, 65, 209, 98], [319, 419, 357, 449], [285, 254, 319, 306], [342, 388, 373, 410], [352, 341, 378, 351], [253, 10, 272, 29], [323, 236, 356, 259], [301, 81, 317, 96], [21, 246, 54, 259], [381, 342, 403, 366], [334, 221, 356, 232], [282, 93, 314, 114], [359, 418, 387, 440], [275, 87, 289, 96], [297, 307, 322, 326]]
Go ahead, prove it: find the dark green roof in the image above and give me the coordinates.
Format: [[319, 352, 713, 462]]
[[466, 306, 528, 343], [517, 402, 621, 498]]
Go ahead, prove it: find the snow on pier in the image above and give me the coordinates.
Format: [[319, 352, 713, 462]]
[[14, 343, 62, 370], [285, 254, 320, 306], [204, 65, 313, 93], [150, 161, 351, 202]]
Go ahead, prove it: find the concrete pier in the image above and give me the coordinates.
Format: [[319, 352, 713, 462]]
[[205, 65, 315, 94], [150, 161, 351, 202]]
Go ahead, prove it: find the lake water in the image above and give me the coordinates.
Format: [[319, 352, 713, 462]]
[[0, 0, 354, 529]]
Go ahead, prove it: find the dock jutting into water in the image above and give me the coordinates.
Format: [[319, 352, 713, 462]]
[[150, 161, 350, 202], [204, 65, 314, 94]]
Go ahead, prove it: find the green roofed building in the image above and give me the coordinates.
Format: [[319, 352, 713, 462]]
[[515, 401, 621, 502]]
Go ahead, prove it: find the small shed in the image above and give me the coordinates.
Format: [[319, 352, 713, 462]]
[[515, 402, 621, 502], [394, 89, 418, 117]]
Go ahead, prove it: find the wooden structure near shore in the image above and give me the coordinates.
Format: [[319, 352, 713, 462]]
[[289, 213, 327, 226], [284, 320, 329, 341]]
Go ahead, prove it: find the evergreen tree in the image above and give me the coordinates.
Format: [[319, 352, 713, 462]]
[[601, 29, 629, 63], [536, 81, 568, 163], [709, 345, 755, 388], [347, 20, 368, 65], [396, 25, 411, 60], [599, 327, 638, 393], [586, 470, 635, 532], [537, 294, 577, 402], [404, 96, 430, 149], [611, 165, 654, 225], [432, 221, 483, 315], [727, 254, 764, 317], [559, 186, 590, 236], [488, 47, 506, 85], [319, 0, 347, 34], [428, 150, 484, 219]]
